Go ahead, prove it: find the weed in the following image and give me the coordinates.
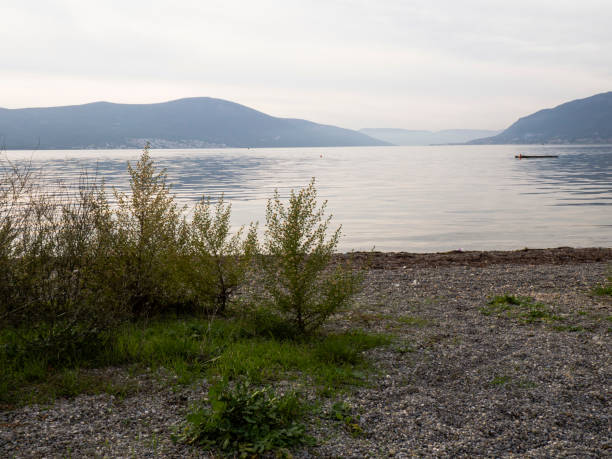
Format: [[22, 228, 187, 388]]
[[552, 324, 585, 332], [175, 381, 313, 456], [593, 282, 612, 296], [490, 375, 511, 386], [490, 374, 537, 389], [481, 295, 561, 324], [329, 401, 364, 437], [391, 340, 416, 354], [396, 315, 432, 328], [516, 378, 538, 389]]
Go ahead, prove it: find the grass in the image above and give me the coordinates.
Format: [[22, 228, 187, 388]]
[[480, 294, 562, 324], [490, 375, 511, 386], [593, 281, 612, 296], [551, 324, 586, 332], [490, 374, 537, 389], [396, 315, 433, 328], [1, 316, 392, 406], [208, 328, 392, 395]]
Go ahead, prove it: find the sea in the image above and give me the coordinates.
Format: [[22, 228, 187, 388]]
[[3, 144, 611, 252]]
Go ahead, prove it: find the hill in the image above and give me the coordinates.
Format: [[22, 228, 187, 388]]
[[0, 98, 388, 149], [471, 92, 612, 144], [360, 128, 500, 145]]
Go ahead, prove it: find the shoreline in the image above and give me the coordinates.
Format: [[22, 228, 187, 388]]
[[340, 246, 612, 269]]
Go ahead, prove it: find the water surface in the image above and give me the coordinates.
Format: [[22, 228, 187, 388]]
[[5, 145, 611, 252]]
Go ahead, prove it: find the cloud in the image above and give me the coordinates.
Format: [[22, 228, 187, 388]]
[[1, 1, 611, 129]]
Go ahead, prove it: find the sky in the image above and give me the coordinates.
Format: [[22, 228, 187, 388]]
[[1, 0, 611, 131]]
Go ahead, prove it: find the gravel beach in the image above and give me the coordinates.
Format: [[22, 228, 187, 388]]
[[2, 248, 611, 458]]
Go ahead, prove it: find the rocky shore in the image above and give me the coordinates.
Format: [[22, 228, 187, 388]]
[[2, 248, 611, 457]]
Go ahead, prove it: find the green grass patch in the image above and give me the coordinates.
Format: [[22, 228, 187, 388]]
[[0, 318, 213, 406], [490, 375, 511, 386], [208, 329, 392, 395], [1, 316, 392, 406], [551, 324, 585, 333], [396, 315, 433, 328], [481, 294, 562, 324], [490, 374, 537, 389], [593, 282, 612, 296]]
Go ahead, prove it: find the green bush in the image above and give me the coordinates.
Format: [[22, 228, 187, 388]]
[[1, 165, 122, 360], [175, 380, 312, 456], [112, 144, 191, 317], [260, 179, 361, 334], [188, 195, 257, 313], [0, 157, 32, 315]]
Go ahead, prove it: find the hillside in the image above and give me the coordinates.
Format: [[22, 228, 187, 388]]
[[0, 98, 388, 149], [471, 92, 612, 144], [360, 128, 500, 145]]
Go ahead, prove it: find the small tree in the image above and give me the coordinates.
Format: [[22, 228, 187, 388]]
[[113, 144, 187, 316], [261, 179, 360, 334], [189, 195, 257, 313]]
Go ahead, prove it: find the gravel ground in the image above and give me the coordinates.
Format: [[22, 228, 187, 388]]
[[1, 254, 611, 458]]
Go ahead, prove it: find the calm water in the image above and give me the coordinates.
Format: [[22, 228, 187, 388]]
[[4, 145, 611, 252]]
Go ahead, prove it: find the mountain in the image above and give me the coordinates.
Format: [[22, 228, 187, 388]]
[[471, 92, 612, 144], [0, 97, 388, 149], [360, 128, 500, 145]]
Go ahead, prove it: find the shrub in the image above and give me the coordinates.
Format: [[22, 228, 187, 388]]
[[175, 380, 312, 456], [188, 195, 257, 313], [0, 157, 32, 321], [260, 179, 360, 335], [1, 166, 121, 359], [112, 144, 190, 317]]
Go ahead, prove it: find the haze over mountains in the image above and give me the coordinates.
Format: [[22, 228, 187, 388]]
[[471, 92, 612, 144], [1, 92, 610, 149], [0, 98, 387, 150], [360, 128, 501, 145]]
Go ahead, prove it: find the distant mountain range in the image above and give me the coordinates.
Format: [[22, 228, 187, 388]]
[[4, 92, 610, 149], [359, 128, 501, 145], [0, 97, 387, 149], [471, 92, 612, 144]]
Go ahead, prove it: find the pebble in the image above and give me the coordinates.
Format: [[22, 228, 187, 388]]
[[1, 262, 611, 457]]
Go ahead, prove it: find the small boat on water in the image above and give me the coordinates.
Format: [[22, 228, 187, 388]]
[[515, 154, 559, 159]]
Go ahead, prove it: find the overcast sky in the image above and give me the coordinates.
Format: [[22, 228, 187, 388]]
[[1, 1, 611, 130]]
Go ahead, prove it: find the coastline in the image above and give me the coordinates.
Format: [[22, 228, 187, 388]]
[[341, 246, 612, 269]]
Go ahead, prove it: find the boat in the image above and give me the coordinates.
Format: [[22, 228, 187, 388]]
[[515, 154, 559, 159]]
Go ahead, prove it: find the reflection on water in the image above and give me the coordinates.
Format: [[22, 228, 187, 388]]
[[4, 145, 612, 252], [514, 145, 612, 206]]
